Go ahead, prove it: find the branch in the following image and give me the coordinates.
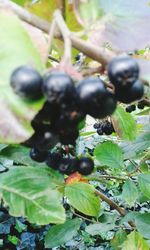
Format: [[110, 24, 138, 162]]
[[0, 0, 116, 66], [95, 189, 135, 228], [89, 175, 127, 182]]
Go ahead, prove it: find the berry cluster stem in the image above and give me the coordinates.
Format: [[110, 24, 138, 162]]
[[1, 0, 115, 66]]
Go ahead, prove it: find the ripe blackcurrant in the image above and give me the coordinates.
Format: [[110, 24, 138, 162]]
[[42, 71, 76, 104], [10, 65, 43, 99], [108, 56, 139, 87], [97, 128, 103, 135], [30, 147, 47, 162], [115, 80, 144, 103], [59, 126, 79, 145], [77, 77, 117, 118], [93, 123, 101, 129], [137, 101, 145, 109], [46, 152, 62, 170], [126, 104, 136, 113], [77, 157, 94, 176], [58, 158, 77, 175]]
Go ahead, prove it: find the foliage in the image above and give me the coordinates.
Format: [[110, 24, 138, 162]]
[[0, 0, 150, 249]]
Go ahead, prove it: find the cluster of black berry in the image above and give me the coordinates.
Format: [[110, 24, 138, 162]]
[[108, 55, 144, 103], [125, 100, 145, 113], [93, 120, 115, 135], [10, 66, 117, 175]]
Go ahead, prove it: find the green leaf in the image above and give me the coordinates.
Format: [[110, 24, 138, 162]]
[[94, 141, 124, 169], [112, 106, 137, 141], [85, 222, 115, 236], [123, 231, 149, 250], [122, 180, 138, 206], [65, 182, 100, 217], [111, 229, 127, 250], [134, 213, 150, 239], [0, 167, 65, 225], [138, 173, 150, 199], [122, 128, 150, 159], [0, 12, 45, 143], [45, 218, 81, 248]]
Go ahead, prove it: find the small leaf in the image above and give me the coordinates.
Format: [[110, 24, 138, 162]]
[[65, 182, 100, 217], [94, 141, 124, 169], [85, 223, 115, 236], [112, 106, 137, 141], [122, 128, 150, 159], [123, 231, 149, 250], [45, 218, 81, 248], [138, 173, 150, 199], [0, 167, 65, 225], [122, 180, 138, 206]]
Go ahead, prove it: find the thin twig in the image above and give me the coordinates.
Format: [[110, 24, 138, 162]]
[[71, 208, 97, 224], [45, 18, 57, 64], [54, 10, 72, 66], [89, 175, 127, 182]]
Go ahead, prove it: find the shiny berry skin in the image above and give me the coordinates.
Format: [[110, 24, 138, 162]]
[[10, 66, 43, 99], [115, 80, 144, 104], [102, 122, 114, 135], [108, 56, 139, 87], [46, 152, 62, 170], [97, 128, 103, 135], [77, 77, 117, 118], [137, 101, 145, 109], [30, 147, 47, 162], [58, 158, 77, 175], [77, 157, 94, 176], [93, 123, 101, 129], [126, 105, 136, 113], [42, 71, 76, 104]]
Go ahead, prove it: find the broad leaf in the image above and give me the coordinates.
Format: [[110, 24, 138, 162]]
[[94, 141, 124, 169], [65, 182, 100, 217], [112, 106, 137, 141], [122, 180, 138, 207], [138, 174, 150, 199], [45, 218, 81, 248], [85, 222, 115, 236], [0, 12, 44, 143], [76, 0, 150, 51], [0, 167, 65, 225], [123, 231, 149, 250]]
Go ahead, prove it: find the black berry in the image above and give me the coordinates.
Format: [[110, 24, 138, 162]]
[[93, 123, 101, 129], [137, 101, 145, 109], [77, 77, 117, 118], [108, 56, 139, 87], [42, 71, 76, 105], [126, 104, 136, 113], [77, 157, 94, 176], [10, 65, 43, 99], [115, 80, 144, 103], [30, 147, 47, 162], [46, 152, 62, 170], [58, 158, 77, 175], [97, 128, 103, 135]]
